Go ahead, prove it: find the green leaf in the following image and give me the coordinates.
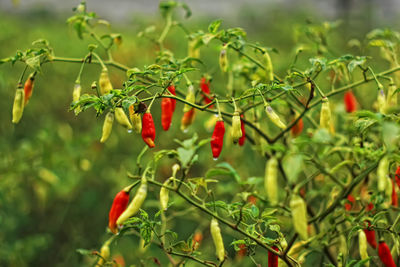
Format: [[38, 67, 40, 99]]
[[76, 248, 94, 256], [25, 55, 41, 72], [208, 19, 222, 34], [348, 56, 367, 72]]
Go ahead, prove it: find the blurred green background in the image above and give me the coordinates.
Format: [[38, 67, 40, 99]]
[[0, 0, 399, 266]]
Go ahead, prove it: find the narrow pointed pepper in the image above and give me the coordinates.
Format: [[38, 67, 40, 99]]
[[99, 68, 113, 95], [291, 116, 304, 137], [108, 187, 130, 234], [231, 111, 242, 144], [200, 77, 213, 105], [210, 218, 225, 262], [359, 230, 369, 267], [265, 157, 278, 205], [363, 221, 377, 249], [161, 97, 173, 131], [210, 118, 225, 159], [12, 88, 25, 124], [268, 246, 279, 267], [183, 85, 195, 112], [168, 85, 176, 112], [290, 194, 308, 241], [265, 104, 286, 129], [219, 43, 228, 73], [344, 91, 357, 113], [129, 105, 142, 133], [141, 111, 156, 148], [181, 108, 196, 132], [238, 115, 246, 146], [115, 107, 132, 130], [378, 241, 396, 267], [24, 73, 35, 106], [100, 112, 114, 143]]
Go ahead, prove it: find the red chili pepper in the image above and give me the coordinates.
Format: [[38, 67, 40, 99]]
[[210, 119, 225, 159], [192, 231, 203, 250], [395, 166, 400, 191], [391, 179, 398, 207], [363, 221, 377, 249], [200, 77, 213, 105], [237, 244, 247, 258], [168, 85, 176, 112], [161, 97, 173, 131], [142, 112, 156, 148], [108, 189, 130, 234], [268, 246, 279, 267], [238, 115, 246, 146], [344, 91, 357, 113], [366, 202, 374, 212], [24, 74, 35, 106], [247, 195, 257, 205], [291, 117, 304, 137], [378, 241, 396, 267], [345, 194, 355, 211]]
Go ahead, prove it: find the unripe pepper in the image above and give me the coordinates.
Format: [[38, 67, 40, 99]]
[[320, 97, 334, 133], [99, 68, 113, 95], [265, 157, 278, 205], [96, 241, 111, 267], [344, 91, 357, 113], [160, 178, 171, 211], [231, 112, 242, 144], [116, 175, 147, 226], [141, 111, 156, 148], [263, 50, 274, 83], [200, 77, 213, 105], [219, 43, 228, 73], [188, 38, 200, 59], [265, 104, 286, 129], [72, 83, 81, 103], [129, 105, 142, 133], [167, 85, 176, 112], [378, 156, 389, 192], [181, 108, 196, 132], [363, 221, 377, 249], [378, 241, 396, 267], [161, 97, 173, 131], [210, 218, 225, 262], [115, 107, 133, 131], [268, 246, 279, 267], [183, 85, 195, 112], [377, 86, 387, 114], [23, 73, 35, 106], [238, 115, 246, 146], [210, 119, 225, 159], [359, 230, 369, 267], [289, 194, 308, 241], [12, 88, 25, 124], [100, 112, 114, 143], [291, 116, 304, 137], [108, 187, 130, 234]]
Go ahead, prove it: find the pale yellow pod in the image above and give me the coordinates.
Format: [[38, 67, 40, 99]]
[[160, 178, 171, 211], [219, 44, 228, 73], [12, 89, 25, 124], [188, 39, 200, 59], [100, 112, 114, 143], [72, 83, 81, 102], [210, 218, 225, 262], [320, 98, 332, 131], [115, 107, 132, 130], [377, 156, 389, 192], [289, 194, 308, 241], [116, 176, 147, 225], [383, 176, 393, 208], [183, 85, 195, 113], [231, 112, 242, 143], [264, 157, 278, 205], [99, 68, 113, 95], [96, 243, 110, 267], [129, 105, 142, 133], [387, 80, 397, 107], [263, 51, 274, 82], [265, 104, 286, 129], [359, 230, 369, 267], [377, 88, 387, 114]]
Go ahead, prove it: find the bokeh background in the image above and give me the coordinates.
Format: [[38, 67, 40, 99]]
[[0, 0, 399, 266]]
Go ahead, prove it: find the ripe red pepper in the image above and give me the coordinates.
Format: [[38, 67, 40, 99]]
[[291, 117, 304, 137], [344, 91, 357, 113], [142, 111, 156, 148], [378, 241, 396, 267], [200, 77, 213, 105], [247, 195, 257, 205], [363, 221, 377, 249], [210, 119, 225, 159], [192, 231, 203, 250], [268, 246, 279, 267], [108, 189, 130, 234], [161, 97, 173, 131], [24, 74, 35, 106], [391, 179, 398, 207], [168, 85, 176, 112], [238, 115, 246, 146], [345, 194, 355, 211], [395, 166, 400, 190]]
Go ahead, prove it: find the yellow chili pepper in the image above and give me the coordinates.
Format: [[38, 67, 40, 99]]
[[264, 157, 278, 205], [210, 217, 225, 262], [12, 88, 25, 124], [290, 194, 308, 241], [231, 111, 242, 144], [100, 112, 114, 143], [115, 107, 132, 131], [99, 68, 113, 95]]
